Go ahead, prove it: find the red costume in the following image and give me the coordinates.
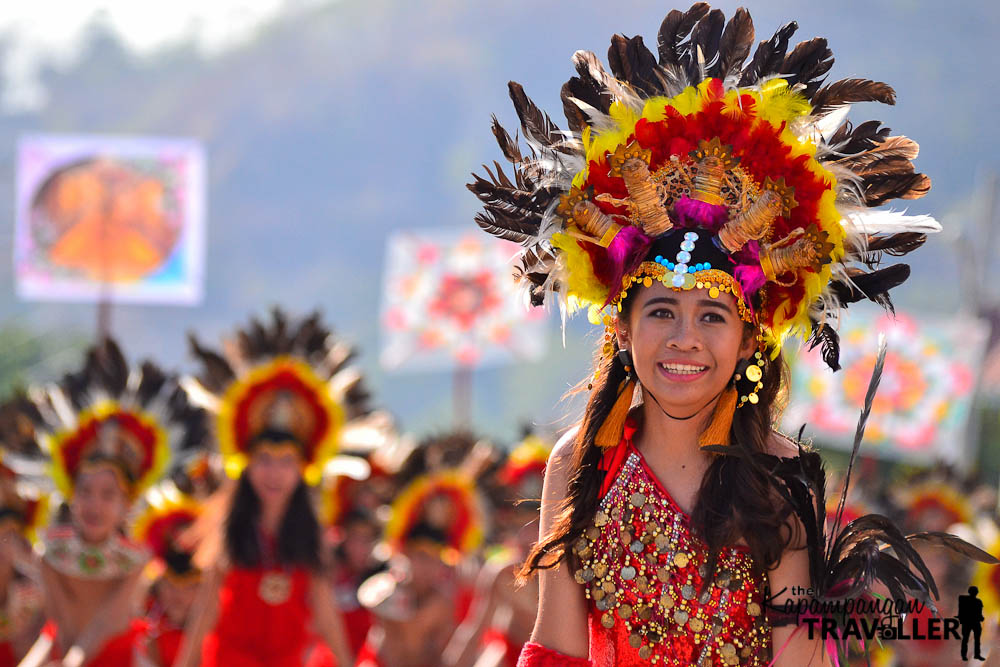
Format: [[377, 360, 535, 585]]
[[200, 568, 312, 667], [42, 618, 149, 667], [575, 422, 771, 666]]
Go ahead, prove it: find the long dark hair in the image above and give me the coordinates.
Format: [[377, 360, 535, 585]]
[[225, 470, 322, 570], [520, 287, 797, 586]]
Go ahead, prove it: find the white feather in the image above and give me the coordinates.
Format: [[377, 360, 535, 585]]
[[843, 210, 942, 235]]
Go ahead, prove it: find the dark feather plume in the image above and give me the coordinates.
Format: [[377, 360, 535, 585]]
[[830, 264, 910, 312], [780, 37, 833, 98], [810, 78, 896, 117], [863, 172, 931, 206], [712, 8, 754, 80], [686, 9, 724, 83], [656, 3, 711, 66], [507, 82, 565, 151], [608, 34, 661, 96], [738, 20, 798, 86], [807, 321, 841, 371]]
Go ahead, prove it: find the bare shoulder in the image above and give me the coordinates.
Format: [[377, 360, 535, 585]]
[[539, 424, 581, 518], [551, 424, 580, 461]]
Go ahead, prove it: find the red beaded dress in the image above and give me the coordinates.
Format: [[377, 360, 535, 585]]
[[573, 421, 771, 666]]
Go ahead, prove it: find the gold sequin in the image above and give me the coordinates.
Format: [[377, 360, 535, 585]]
[[602, 612, 615, 629], [747, 602, 761, 617], [720, 643, 737, 658], [681, 584, 695, 600], [673, 609, 689, 625], [618, 604, 633, 619], [673, 552, 690, 568], [592, 587, 605, 601], [656, 566, 671, 582], [594, 562, 608, 578], [689, 617, 705, 632], [629, 633, 642, 648], [639, 645, 653, 660], [595, 511, 609, 527], [630, 492, 646, 507]]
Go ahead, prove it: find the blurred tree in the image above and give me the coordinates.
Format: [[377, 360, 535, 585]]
[[0, 324, 87, 399]]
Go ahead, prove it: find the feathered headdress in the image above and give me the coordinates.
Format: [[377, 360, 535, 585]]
[[182, 308, 385, 485], [0, 338, 207, 500], [384, 470, 485, 558], [133, 485, 201, 581], [0, 455, 48, 544], [497, 433, 550, 494], [470, 3, 937, 372]]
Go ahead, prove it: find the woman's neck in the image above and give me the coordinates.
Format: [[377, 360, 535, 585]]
[[635, 389, 718, 467], [258, 500, 288, 538]]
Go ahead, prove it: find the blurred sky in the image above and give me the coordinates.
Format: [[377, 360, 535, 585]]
[[0, 1, 326, 109], [0, 0, 997, 445]]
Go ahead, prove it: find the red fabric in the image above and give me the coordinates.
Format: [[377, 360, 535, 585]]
[[516, 642, 591, 667], [200, 568, 312, 667], [302, 602, 373, 667], [354, 640, 383, 667], [598, 419, 637, 498], [0, 641, 14, 667], [153, 626, 184, 666], [482, 627, 523, 667], [43, 618, 149, 667]]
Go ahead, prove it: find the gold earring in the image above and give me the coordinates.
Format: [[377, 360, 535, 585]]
[[735, 351, 765, 408]]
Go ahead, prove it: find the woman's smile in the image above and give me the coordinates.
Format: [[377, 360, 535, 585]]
[[656, 359, 710, 382]]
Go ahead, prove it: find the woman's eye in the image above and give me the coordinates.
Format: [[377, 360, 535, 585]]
[[648, 308, 673, 318], [702, 312, 725, 323]]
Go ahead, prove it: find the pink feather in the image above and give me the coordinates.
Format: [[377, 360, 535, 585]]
[[673, 196, 728, 231], [603, 225, 651, 306]]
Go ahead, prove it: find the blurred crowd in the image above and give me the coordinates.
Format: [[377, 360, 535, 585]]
[[0, 308, 994, 667]]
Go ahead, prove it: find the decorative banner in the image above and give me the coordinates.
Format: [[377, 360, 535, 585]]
[[783, 310, 988, 465], [14, 134, 206, 304], [380, 229, 548, 371]]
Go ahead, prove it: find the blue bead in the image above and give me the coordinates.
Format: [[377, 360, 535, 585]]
[[688, 265, 696, 273], [705, 262, 711, 270], [655, 255, 663, 263], [667, 262, 675, 270]]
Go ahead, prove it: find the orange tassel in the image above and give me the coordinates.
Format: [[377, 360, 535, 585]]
[[698, 387, 737, 450], [595, 379, 636, 449]]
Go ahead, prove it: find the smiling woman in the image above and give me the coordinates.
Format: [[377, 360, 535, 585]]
[[464, 3, 986, 665]]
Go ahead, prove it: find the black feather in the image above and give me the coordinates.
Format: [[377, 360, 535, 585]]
[[713, 8, 754, 80], [656, 3, 711, 66], [608, 34, 661, 96], [810, 78, 896, 117], [687, 9, 724, 83], [507, 82, 564, 150], [187, 333, 236, 393], [830, 264, 910, 312], [490, 116, 523, 165], [807, 321, 841, 371], [864, 232, 927, 256], [738, 20, 798, 86], [863, 172, 931, 206], [780, 37, 833, 98]]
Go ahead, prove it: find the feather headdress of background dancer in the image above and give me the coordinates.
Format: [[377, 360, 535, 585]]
[[0, 337, 208, 503], [470, 2, 998, 661]]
